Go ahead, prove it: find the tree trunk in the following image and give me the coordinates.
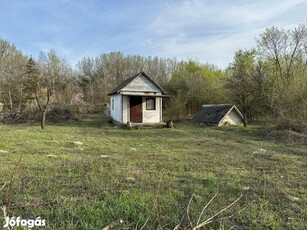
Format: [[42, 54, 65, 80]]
[[18, 84, 24, 113], [243, 114, 247, 127], [36, 90, 50, 130], [41, 110, 47, 129], [8, 90, 13, 110], [90, 84, 94, 105]]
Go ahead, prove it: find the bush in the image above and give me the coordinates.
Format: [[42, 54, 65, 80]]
[[0, 110, 37, 124], [272, 79, 307, 133], [46, 107, 79, 123], [0, 107, 78, 124]]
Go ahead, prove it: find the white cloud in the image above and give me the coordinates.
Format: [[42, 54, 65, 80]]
[[1, 0, 306, 69], [144, 0, 307, 68]]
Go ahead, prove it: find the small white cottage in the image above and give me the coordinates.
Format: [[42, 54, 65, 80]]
[[193, 104, 244, 126], [107, 71, 171, 126]]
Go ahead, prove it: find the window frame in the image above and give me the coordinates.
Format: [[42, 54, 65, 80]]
[[146, 97, 156, 110]]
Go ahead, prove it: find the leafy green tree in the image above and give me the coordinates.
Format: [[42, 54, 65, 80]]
[[225, 50, 267, 126], [166, 60, 226, 120], [24, 56, 40, 100]]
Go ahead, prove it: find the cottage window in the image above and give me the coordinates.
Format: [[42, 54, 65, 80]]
[[112, 99, 114, 110], [146, 98, 156, 110]]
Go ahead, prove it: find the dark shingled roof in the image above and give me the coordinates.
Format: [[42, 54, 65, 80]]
[[107, 71, 168, 95], [193, 104, 240, 124]]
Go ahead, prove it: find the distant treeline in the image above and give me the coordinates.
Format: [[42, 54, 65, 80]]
[[0, 23, 306, 131]]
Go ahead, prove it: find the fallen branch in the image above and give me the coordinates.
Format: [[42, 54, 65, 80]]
[[193, 193, 243, 230], [139, 218, 149, 230], [196, 192, 218, 225], [173, 216, 184, 230], [0, 183, 6, 192], [186, 192, 195, 228], [102, 219, 124, 230]]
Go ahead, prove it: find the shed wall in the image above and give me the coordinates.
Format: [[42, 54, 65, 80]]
[[110, 94, 122, 123], [122, 96, 163, 123], [109, 73, 166, 124], [122, 75, 162, 93], [122, 95, 129, 123], [219, 110, 243, 126], [142, 97, 162, 123]]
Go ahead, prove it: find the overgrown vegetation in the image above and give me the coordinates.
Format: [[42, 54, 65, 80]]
[[0, 119, 306, 229], [0, 107, 78, 124], [0, 23, 306, 131]]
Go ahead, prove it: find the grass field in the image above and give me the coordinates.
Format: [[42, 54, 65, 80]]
[[0, 119, 306, 229]]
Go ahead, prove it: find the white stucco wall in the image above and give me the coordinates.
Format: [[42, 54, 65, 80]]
[[122, 95, 129, 123], [142, 97, 162, 123], [110, 94, 122, 123], [219, 109, 243, 126], [118, 96, 163, 124]]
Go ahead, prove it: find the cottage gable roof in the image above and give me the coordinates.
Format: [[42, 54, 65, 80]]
[[193, 104, 243, 124], [107, 71, 168, 95]]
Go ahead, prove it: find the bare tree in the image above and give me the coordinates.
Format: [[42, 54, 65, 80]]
[[76, 52, 178, 109], [24, 50, 71, 129], [0, 39, 27, 111], [257, 23, 307, 130]]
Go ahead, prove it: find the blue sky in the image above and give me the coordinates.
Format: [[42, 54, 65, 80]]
[[1, 0, 306, 69]]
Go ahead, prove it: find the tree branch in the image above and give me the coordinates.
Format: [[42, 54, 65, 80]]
[[193, 193, 243, 230], [196, 192, 218, 225]]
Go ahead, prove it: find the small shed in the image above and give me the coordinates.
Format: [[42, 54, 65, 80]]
[[193, 104, 244, 126], [107, 71, 171, 126]]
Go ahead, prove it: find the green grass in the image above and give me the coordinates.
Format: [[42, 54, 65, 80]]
[[0, 119, 306, 229]]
